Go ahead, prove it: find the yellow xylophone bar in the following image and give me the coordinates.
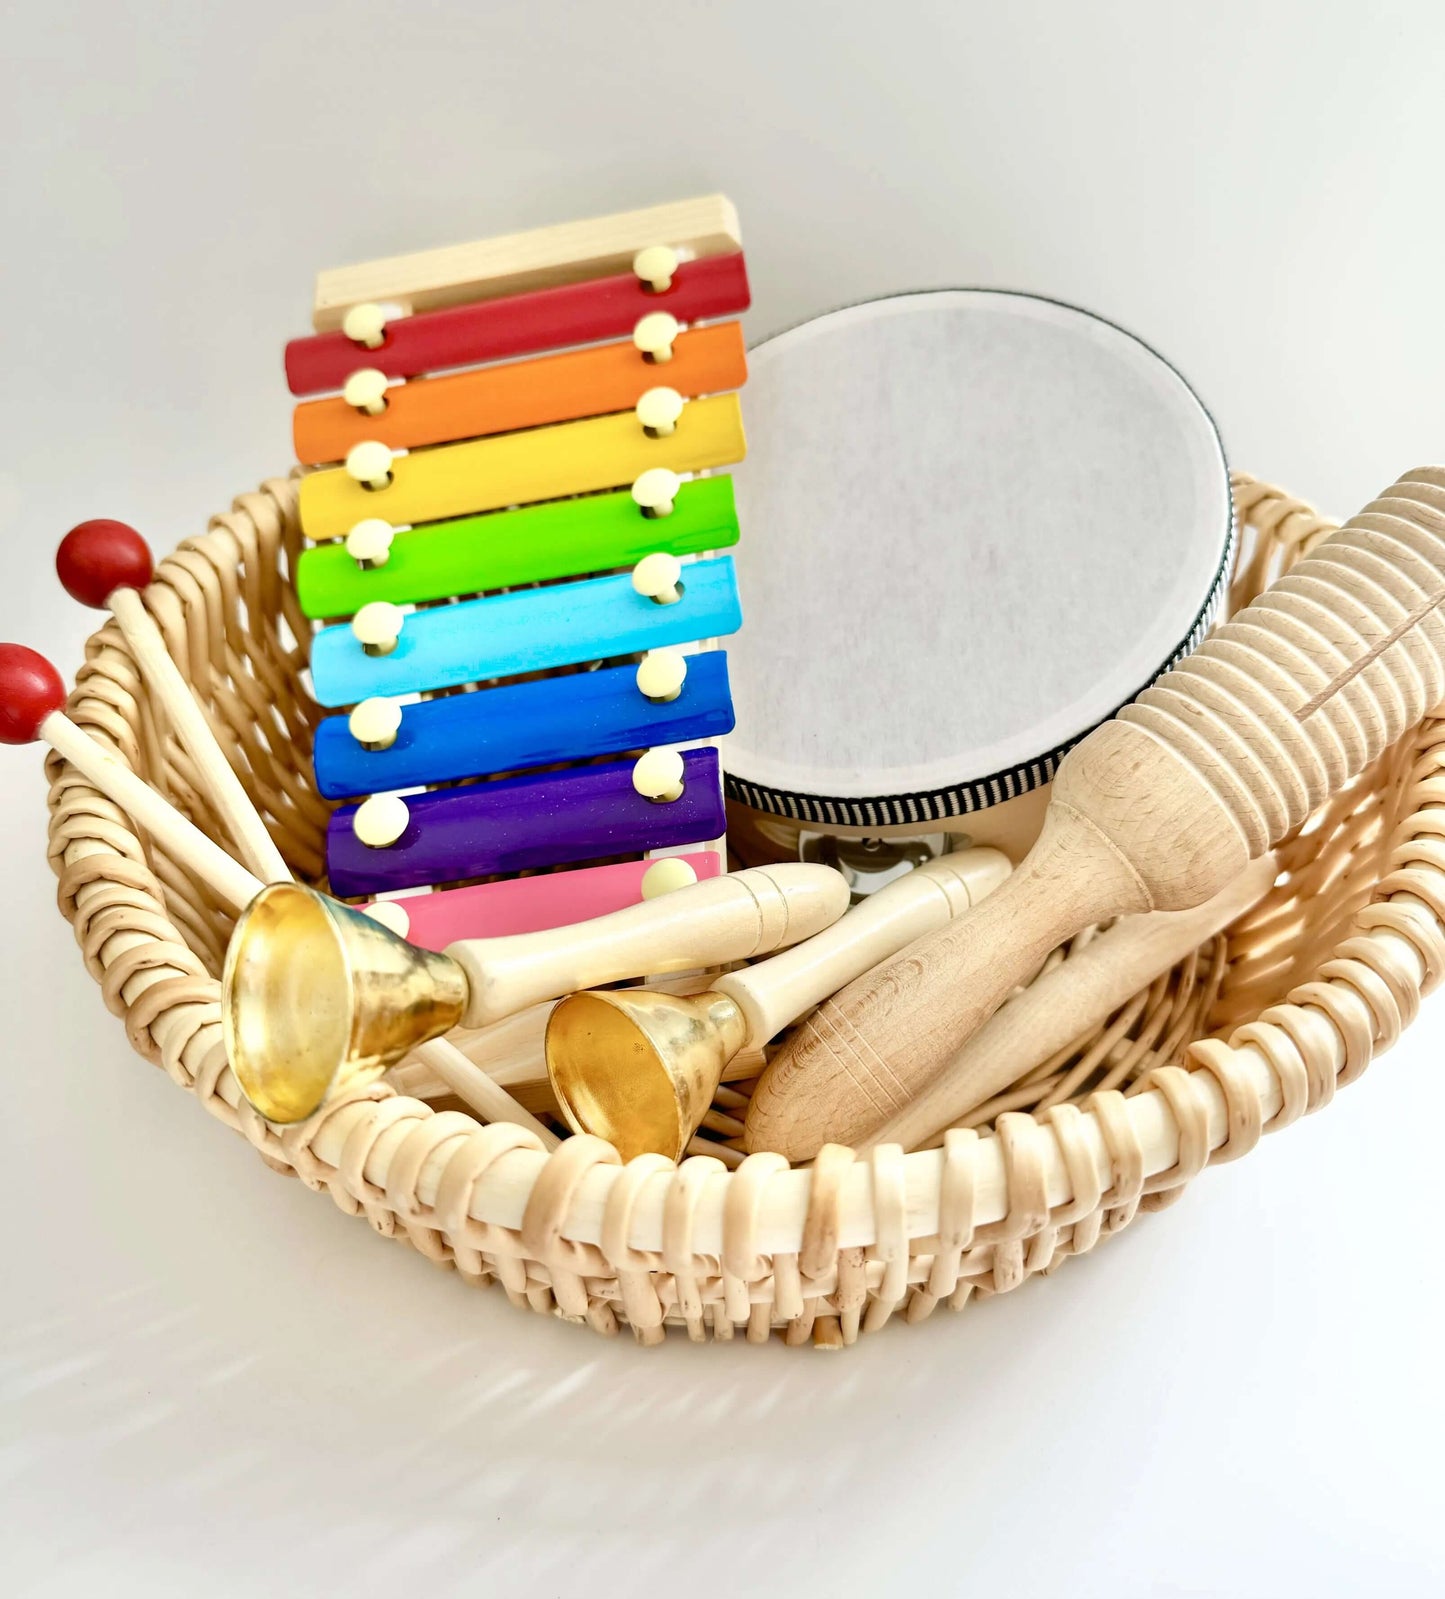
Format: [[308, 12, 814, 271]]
[[298, 392, 746, 541]]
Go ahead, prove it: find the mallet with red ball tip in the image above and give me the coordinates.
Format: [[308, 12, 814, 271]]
[[56, 520, 291, 885], [1, 643, 261, 911], [0, 642, 559, 1144]]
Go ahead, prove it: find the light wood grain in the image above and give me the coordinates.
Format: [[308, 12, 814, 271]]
[[745, 473, 1445, 1159], [450, 863, 849, 1029], [715, 848, 1012, 1049], [311, 195, 741, 330], [857, 853, 1279, 1151], [411, 1038, 558, 1149], [108, 588, 292, 885], [42, 709, 265, 915]]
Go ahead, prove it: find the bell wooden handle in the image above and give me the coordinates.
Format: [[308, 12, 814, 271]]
[[449, 863, 850, 1028], [746, 472, 1445, 1159], [714, 848, 1011, 1050]]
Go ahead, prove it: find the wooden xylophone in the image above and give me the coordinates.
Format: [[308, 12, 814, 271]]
[[286, 196, 750, 947]]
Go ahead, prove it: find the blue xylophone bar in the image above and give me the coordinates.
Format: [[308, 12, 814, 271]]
[[310, 555, 742, 707], [327, 747, 726, 898], [313, 650, 736, 800]]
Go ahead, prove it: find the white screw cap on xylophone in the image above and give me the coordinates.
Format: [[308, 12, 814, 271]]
[[631, 467, 681, 518], [354, 792, 410, 848], [633, 311, 680, 364], [632, 244, 680, 293], [346, 440, 395, 490], [343, 368, 390, 416], [632, 552, 684, 605], [352, 600, 406, 656], [632, 747, 686, 803], [349, 695, 403, 750], [341, 302, 391, 349], [640, 856, 699, 898], [345, 518, 396, 569], [636, 386, 684, 438], [636, 648, 688, 702]]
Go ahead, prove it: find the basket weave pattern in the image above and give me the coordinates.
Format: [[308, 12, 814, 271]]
[[44, 474, 1445, 1346]]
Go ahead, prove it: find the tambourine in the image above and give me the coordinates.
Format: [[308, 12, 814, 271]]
[[724, 290, 1233, 881]]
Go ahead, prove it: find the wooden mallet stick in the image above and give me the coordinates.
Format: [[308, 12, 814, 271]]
[[1, 643, 265, 912], [56, 519, 292, 885], [745, 470, 1445, 1159], [0, 642, 557, 1146]]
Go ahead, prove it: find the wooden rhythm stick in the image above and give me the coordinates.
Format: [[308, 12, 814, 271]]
[[855, 852, 1279, 1153], [223, 864, 850, 1124], [55, 521, 291, 885], [744, 472, 1445, 1160]]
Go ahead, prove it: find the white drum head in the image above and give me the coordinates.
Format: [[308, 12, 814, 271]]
[[725, 291, 1232, 828]]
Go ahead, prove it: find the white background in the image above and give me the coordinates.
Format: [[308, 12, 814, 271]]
[[4, 3, 1444, 1594]]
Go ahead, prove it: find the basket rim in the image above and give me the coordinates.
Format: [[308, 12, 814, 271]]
[[41, 471, 1445, 1329]]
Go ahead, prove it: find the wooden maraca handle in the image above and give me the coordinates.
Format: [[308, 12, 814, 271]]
[[450, 863, 850, 1028], [855, 852, 1279, 1152], [714, 847, 1011, 1050], [746, 473, 1445, 1159]]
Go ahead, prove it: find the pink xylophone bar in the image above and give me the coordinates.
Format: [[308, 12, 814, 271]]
[[364, 852, 724, 951]]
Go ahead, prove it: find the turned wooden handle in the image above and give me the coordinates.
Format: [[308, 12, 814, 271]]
[[108, 588, 294, 886], [42, 708, 266, 915], [745, 472, 1445, 1159], [713, 848, 1011, 1050], [856, 853, 1278, 1152], [450, 863, 850, 1028]]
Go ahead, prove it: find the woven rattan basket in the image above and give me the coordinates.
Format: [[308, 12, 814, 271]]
[[44, 471, 1445, 1347]]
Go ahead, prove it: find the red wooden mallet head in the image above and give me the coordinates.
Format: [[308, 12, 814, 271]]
[[0, 644, 67, 745], [56, 519, 154, 609]]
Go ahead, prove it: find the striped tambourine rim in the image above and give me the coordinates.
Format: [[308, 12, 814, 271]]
[[722, 505, 1238, 831]]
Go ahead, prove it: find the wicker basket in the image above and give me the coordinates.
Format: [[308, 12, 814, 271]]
[[44, 472, 1445, 1347]]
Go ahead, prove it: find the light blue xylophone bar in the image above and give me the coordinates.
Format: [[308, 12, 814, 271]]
[[309, 555, 743, 707]]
